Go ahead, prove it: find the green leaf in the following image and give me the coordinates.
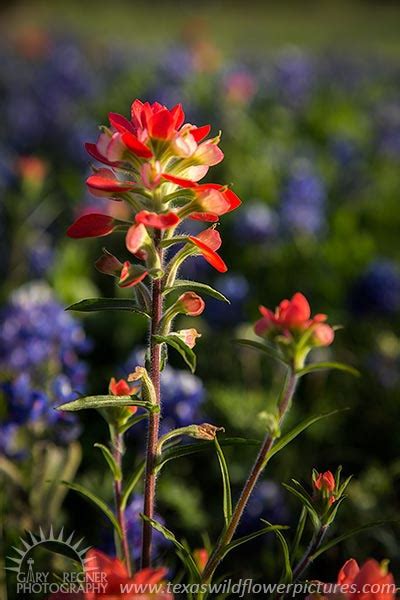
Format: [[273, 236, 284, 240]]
[[57, 395, 157, 413], [310, 520, 396, 561], [264, 409, 346, 466], [282, 483, 320, 528], [94, 443, 121, 480], [291, 507, 307, 564], [153, 334, 196, 373], [66, 298, 150, 318], [222, 524, 289, 560], [141, 515, 200, 581], [156, 437, 260, 472], [296, 362, 360, 378], [61, 481, 122, 539], [163, 280, 230, 303], [261, 520, 292, 583], [119, 412, 148, 434], [121, 461, 145, 510], [235, 339, 288, 365], [214, 437, 232, 527]]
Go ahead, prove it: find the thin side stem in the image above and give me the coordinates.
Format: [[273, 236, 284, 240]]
[[201, 369, 298, 583], [141, 231, 163, 568], [110, 427, 132, 576], [291, 524, 328, 583]]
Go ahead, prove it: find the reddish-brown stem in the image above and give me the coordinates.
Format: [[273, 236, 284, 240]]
[[141, 232, 163, 568], [111, 428, 132, 576], [201, 368, 298, 583]]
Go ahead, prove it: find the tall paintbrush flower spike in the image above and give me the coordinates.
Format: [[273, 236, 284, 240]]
[[67, 99, 241, 284]]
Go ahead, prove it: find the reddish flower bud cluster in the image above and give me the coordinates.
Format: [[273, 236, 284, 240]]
[[255, 292, 334, 347], [254, 292, 335, 366], [109, 377, 139, 414], [67, 99, 241, 296], [312, 470, 336, 506]]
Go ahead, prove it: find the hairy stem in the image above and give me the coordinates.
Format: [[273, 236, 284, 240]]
[[110, 426, 132, 576], [201, 368, 298, 583], [142, 231, 163, 568], [291, 524, 328, 583]]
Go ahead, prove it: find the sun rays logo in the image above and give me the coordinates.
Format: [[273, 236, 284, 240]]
[[5, 526, 99, 595]]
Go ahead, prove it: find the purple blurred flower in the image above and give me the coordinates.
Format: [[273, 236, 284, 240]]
[[205, 274, 249, 329], [280, 160, 326, 236], [0, 282, 90, 452], [238, 481, 289, 534], [233, 202, 278, 243], [350, 260, 400, 315]]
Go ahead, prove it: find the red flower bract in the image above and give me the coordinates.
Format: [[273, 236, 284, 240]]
[[135, 210, 180, 230], [178, 292, 205, 317], [337, 559, 395, 600], [162, 174, 241, 220], [67, 214, 115, 239], [189, 228, 228, 273], [63, 548, 174, 599], [314, 470, 335, 493], [86, 169, 136, 197]]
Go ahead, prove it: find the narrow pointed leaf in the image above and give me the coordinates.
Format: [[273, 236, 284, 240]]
[[282, 483, 319, 525], [291, 507, 307, 564], [214, 437, 232, 527], [222, 525, 289, 560], [66, 298, 150, 318], [61, 481, 122, 538], [141, 515, 200, 581], [94, 443, 121, 480], [235, 339, 288, 365], [156, 437, 260, 472], [264, 409, 346, 465], [163, 280, 230, 303], [296, 362, 360, 378], [261, 520, 292, 583], [56, 395, 156, 413], [310, 521, 396, 561], [121, 461, 145, 510], [153, 334, 196, 373], [119, 412, 148, 434]]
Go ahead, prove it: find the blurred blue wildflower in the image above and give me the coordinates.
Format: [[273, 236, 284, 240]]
[[350, 260, 400, 315], [233, 201, 278, 243], [238, 481, 289, 534], [280, 160, 326, 236], [101, 494, 168, 563], [0, 282, 90, 453], [274, 48, 314, 108], [205, 274, 249, 329]]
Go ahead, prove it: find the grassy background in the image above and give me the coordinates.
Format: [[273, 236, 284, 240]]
[[2, 0, 400, 55]]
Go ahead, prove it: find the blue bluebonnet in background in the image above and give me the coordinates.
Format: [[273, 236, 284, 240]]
[[0, 282, 90, 454], [280, 160, 326, 236], [350, 259, 400, 315]]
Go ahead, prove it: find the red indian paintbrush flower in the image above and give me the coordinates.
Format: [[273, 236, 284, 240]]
[[68, 99, 240, 284], [306, 558, 396, 600], [313, 470, 336, 506], [48, 548, 173, 599], [109, 377, 139, 414], [255, 292, 335, 347]]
